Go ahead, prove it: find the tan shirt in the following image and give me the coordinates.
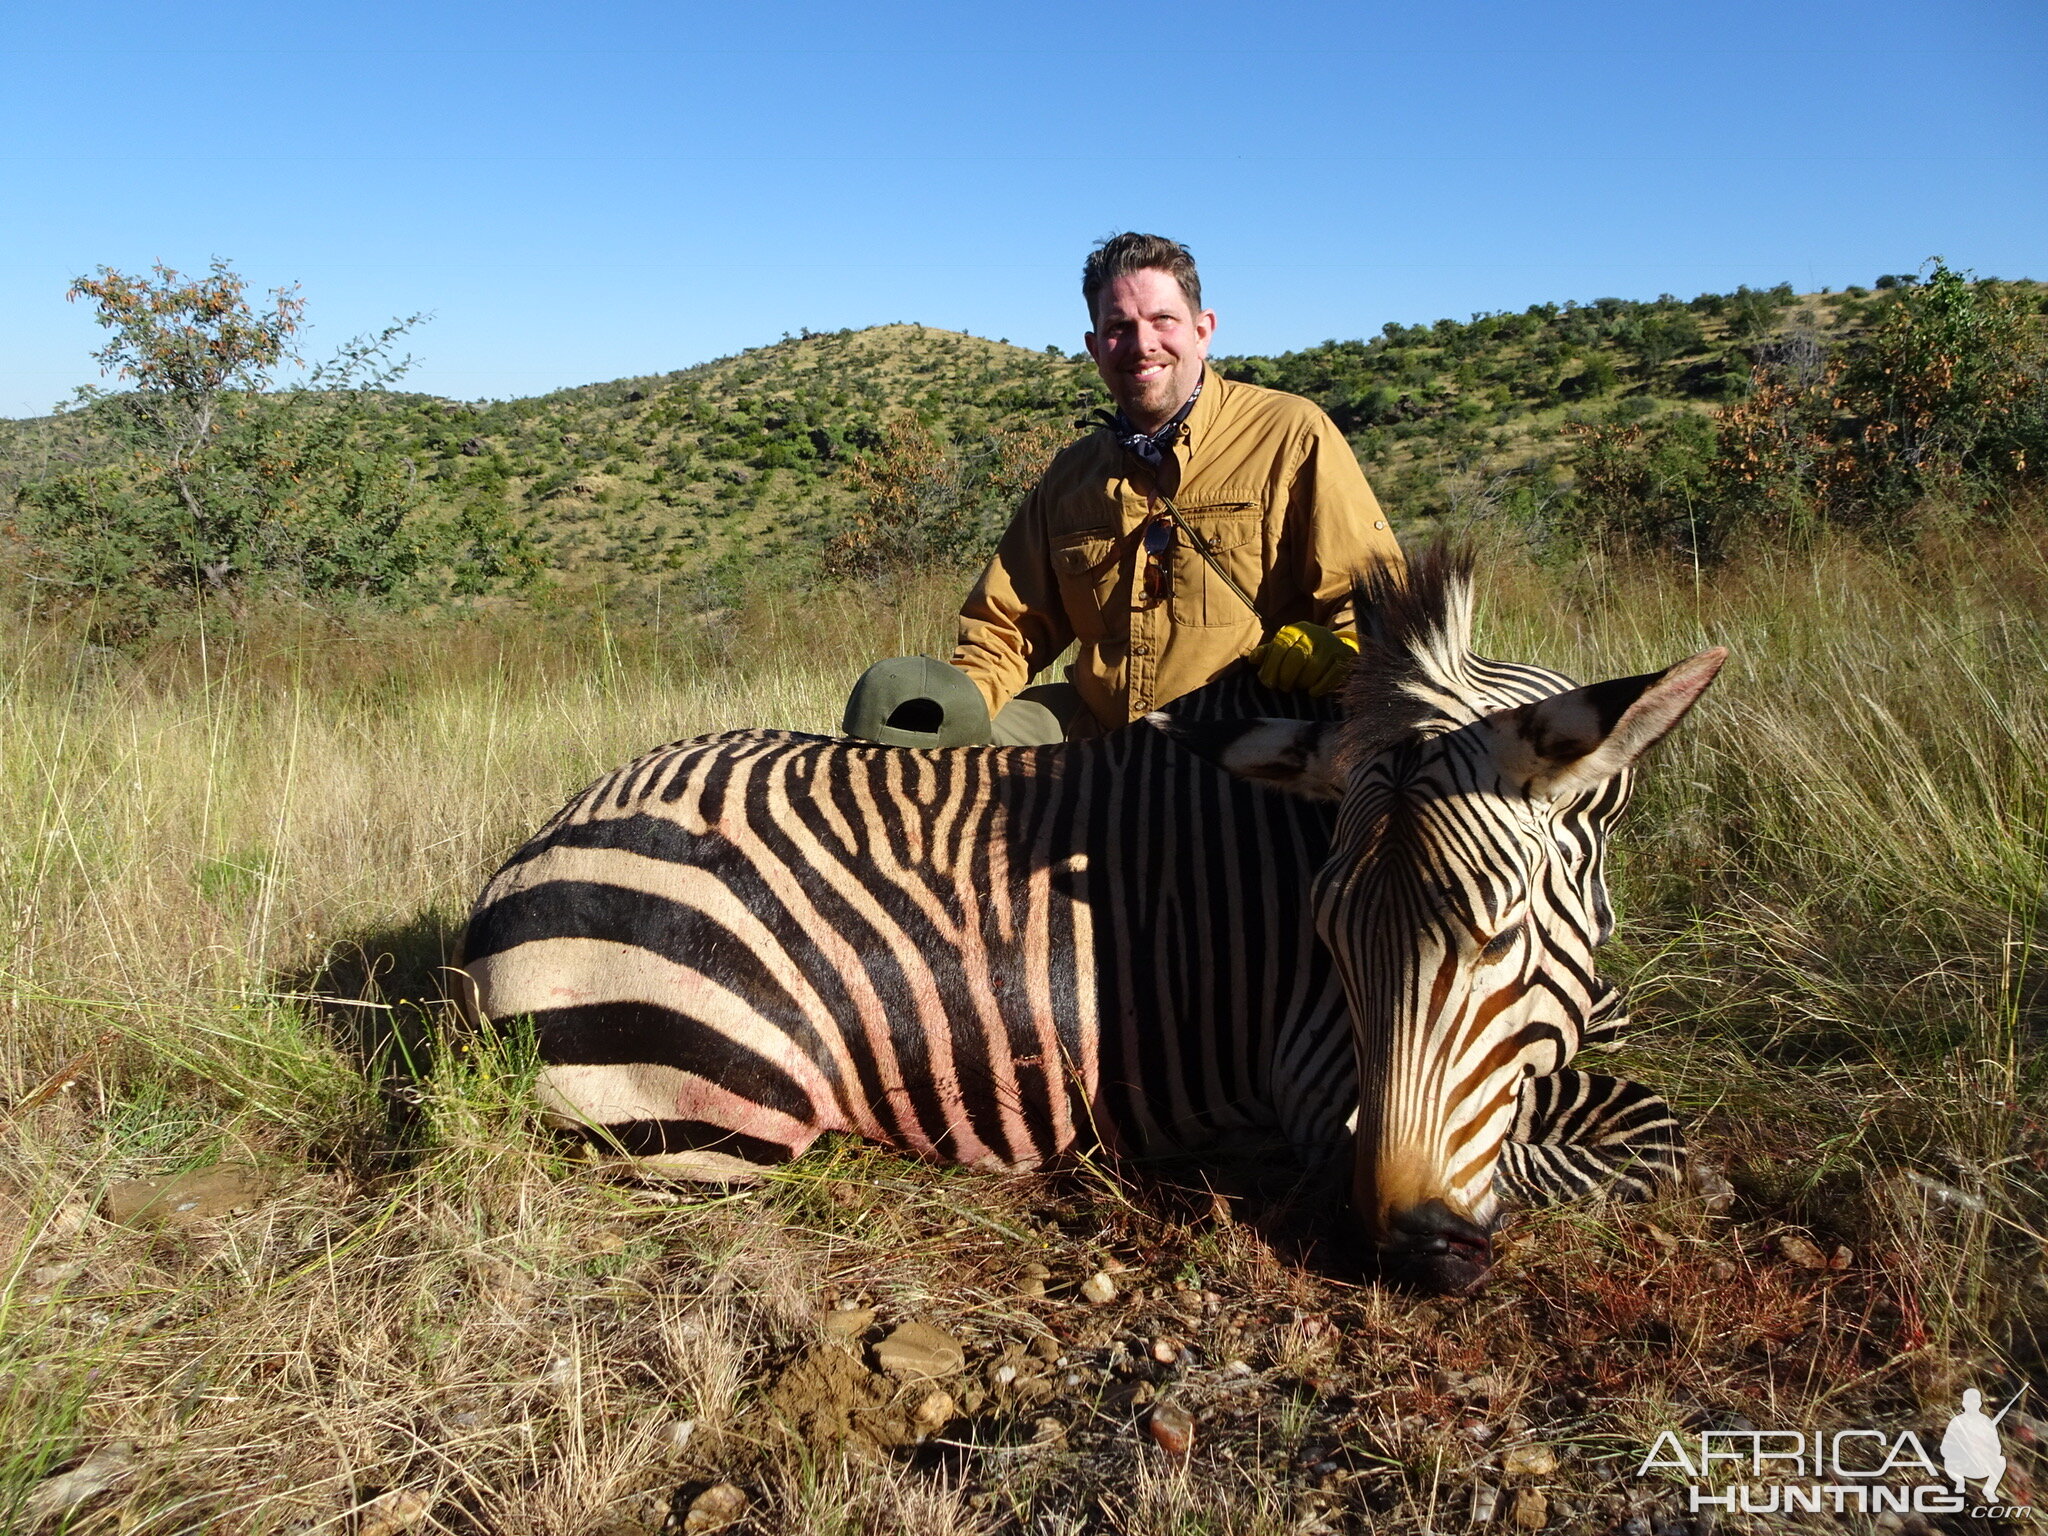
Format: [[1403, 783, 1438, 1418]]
[[952, 367, 1404, 731]]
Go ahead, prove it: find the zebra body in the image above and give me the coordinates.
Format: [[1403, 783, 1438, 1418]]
[[461, 548, 1724, 1289], [464, 679, 1352, 1179]]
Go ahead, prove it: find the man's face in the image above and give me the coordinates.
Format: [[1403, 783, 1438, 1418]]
[[1085, 267, 1216, 433]]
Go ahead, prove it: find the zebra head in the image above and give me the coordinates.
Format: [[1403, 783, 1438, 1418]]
[[1165, 547, 1724, 1293]]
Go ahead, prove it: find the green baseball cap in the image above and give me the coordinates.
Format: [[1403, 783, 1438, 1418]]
[[842, 655, 992, 748]]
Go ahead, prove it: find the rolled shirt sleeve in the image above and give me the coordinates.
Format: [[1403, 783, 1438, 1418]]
[[950, 477, 1075, 718]]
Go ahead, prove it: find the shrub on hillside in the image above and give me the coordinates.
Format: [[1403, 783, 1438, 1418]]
[[8, 261, 530, 633], [1568, 264, 2047, 558], [1717, 264, 2046, 534], [1566, 414, 1719, 558], [822, 415, 1069, 580]]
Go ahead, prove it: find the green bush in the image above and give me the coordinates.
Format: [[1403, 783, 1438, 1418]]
[[8, 262, 519, 629]]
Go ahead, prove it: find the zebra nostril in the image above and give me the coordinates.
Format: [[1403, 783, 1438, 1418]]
[[1380, 1200, 1494, 1294], [1389, 1198, 1489, 1249]]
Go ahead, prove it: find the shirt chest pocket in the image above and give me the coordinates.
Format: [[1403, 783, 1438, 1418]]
[[1169, 504, 1264, 628], [1051, 529, 1123, 642]]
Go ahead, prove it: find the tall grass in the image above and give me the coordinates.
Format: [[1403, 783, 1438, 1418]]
[[1477, 525, 2048, 1386], [1, 533, 2041, 1530]]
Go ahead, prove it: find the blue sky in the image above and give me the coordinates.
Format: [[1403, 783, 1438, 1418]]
[[2, 0, 2042, 417]]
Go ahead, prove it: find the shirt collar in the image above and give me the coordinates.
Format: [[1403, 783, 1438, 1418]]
[[1179, 362, 1222, 456], [1106, 364, 1221, 468]]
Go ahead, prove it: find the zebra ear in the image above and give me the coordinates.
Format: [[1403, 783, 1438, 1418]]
[[1148, 715, 1346, 801], [1494, 647, 1726, 800]]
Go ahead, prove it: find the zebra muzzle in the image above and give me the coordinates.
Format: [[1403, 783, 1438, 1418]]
[[1379, 1199, 1494, 1295]]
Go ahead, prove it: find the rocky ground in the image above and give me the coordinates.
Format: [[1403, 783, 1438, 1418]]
[[12, 1119, 2038, 1535]]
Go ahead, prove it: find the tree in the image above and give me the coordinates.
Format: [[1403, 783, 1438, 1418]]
[[16, 260, 446, 624], [1712, 261, 2045, 533], [66, 260, 305, 592], [822, 415, 1068, 580], [1831, 260, 2046, 501]]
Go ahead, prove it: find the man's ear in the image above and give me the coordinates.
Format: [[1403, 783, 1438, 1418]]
[[1492, 648, 1727, 800], [1148, 715, 1345, 801], [1083, 331, 1101, 363]]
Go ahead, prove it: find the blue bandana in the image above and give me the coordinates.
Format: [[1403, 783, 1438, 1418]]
[[1106, 379, 1203, 467]]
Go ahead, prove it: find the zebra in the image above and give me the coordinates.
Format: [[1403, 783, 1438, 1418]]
[[457, 546, 1725, 1292]]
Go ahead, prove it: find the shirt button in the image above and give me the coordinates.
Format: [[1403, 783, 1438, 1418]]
[[1374, 519, 1387, 529], [1130, 642, 1150, 656]]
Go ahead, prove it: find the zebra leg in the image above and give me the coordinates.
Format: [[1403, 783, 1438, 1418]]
[[1579, 978, 1630, 1051], [1491, 1070, 1685, 1208], [538, 1063, 789, 1184]]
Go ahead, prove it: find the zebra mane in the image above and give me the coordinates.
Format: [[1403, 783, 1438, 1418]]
[[1341, 542, 1490, 762]]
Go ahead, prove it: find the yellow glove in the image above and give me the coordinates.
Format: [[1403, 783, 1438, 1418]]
[[1252, 622, 1359, 696]]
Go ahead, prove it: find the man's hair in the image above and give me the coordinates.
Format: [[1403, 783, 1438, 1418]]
[[1082, 233, 1202, 325]]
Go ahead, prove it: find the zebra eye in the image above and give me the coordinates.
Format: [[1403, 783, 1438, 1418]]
[[1477, 924, 1522, 964]]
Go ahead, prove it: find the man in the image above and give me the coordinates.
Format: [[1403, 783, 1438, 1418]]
[[843, 232, 1403, 747]]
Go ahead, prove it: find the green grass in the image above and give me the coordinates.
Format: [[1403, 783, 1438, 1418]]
[[0, 528, 2042, 1531]]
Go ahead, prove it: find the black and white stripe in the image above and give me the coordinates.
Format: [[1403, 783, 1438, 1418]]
[[459, 545, 1724, 1289]]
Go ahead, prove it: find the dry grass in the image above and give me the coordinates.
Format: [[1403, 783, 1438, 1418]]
[[2, 531, 2044, 1534]]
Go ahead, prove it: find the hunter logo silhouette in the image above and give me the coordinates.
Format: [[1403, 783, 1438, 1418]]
[[1939, 1389, 2010, 1500]]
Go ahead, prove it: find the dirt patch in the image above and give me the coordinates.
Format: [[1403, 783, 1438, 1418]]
[[765, 1343, 932, 1456]]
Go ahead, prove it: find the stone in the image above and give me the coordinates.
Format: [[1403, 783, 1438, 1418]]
[[1147, 1398, 1195, 1457], [1079, 1271, 1118, 1305], [1471, 1481, 1500, 1522], [1688, 1160, 1737, 1214], [595, 1488, 673, 1536], [683, 1483, 747, 1531], [23, 1442, 136, 1524], [913, 1388, 955, 1433], [821, 1307, 875, 1341], [1509, 1487, 1548, 1529], [101, 1164, 275, 1226], [1434, 1368, 1508, 1400], [872, 1321, 965, 1380], [1829, 1244, 1854, 1270], [1501, 1444, 1557, 1477], [357, 1490, 431, 1536], [663, 1419, 696, 1451], [1150, 1337, 1178, 1364], [1776, 1233, 1829, 1269]]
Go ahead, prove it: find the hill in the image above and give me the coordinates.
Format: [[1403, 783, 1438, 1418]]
[[5, 275, 2042, 607]]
